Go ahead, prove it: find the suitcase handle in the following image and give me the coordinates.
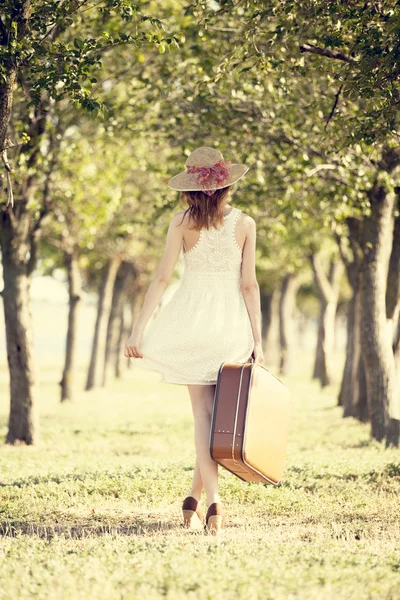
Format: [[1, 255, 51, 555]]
[[237, 352, 287, 387], [247, 351, 255, 364]]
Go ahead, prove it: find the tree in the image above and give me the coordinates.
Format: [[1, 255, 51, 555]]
[[309, 253, 343, 387], [184, 0, 400, 444], [0, 0, 179, 443]]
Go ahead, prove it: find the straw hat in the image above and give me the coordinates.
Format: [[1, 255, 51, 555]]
[[167, 146, 249, 196]]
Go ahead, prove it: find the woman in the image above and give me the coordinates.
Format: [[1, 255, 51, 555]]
[[124, 146, 264, 535]]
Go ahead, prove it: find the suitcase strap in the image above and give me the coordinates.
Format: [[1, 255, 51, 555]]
[[231, 362, 247, 463]]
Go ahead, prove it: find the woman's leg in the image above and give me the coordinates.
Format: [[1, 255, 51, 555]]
[[187, 384, 221, 508], [189, 456, 203, 502]]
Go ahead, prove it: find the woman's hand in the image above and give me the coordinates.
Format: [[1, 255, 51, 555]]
[[124, 330, 144, 359], [253, 342, 264, 365]]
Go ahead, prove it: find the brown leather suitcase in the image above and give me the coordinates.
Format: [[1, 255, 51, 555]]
[[209, 359, 292, 485]]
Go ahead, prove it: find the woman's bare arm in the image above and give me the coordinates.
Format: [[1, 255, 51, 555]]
[[240, 216, 263, 363], [125, 214, 183, 358]]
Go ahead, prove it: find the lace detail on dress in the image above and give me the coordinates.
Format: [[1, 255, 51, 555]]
[[183, 207, 242, 278]]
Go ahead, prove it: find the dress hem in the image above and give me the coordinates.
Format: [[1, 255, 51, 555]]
[[162, 379, 218, 386], [132, 359, 218, 386]]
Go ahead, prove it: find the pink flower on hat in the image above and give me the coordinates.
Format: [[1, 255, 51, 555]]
[[186, 160, 231, 195]]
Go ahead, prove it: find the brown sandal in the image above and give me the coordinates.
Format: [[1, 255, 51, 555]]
[[182, 496, 204, 529], [204, 502, 225, 535]]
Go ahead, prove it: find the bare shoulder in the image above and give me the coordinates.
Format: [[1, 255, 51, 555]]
[[170, 211, 187, 228], [238, 211, 256, 231]]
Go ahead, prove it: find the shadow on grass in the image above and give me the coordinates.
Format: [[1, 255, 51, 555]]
[[0, 468, 162, 488], [342, 439, 373, 449], [0, 517, 182, 539]]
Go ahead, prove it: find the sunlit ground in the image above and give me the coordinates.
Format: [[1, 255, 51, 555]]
[[0, 291, 399, 599]]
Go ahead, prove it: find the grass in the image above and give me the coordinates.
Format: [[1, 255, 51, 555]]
[[0, 352, 400, 600]]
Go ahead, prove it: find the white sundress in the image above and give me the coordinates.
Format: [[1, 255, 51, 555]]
[[131, 206, 255, 385]]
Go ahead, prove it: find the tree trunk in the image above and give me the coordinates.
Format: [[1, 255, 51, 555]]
[[337, 294, 353, 408], [279, 274, 299, 375], [115, 266, 142, 377], [260, 287, 280, 368], [60, 248, 82, 402], [123, 282, 146, 372], [393, 315, 400, 396], [340, 269, 363, 417], [0, 69, 16, 152], [384, 194, 400, 446], [310, 255, 343, 387], [312, 311, 324, 381], [260, 290, 272, 347], [0, 208, 38, 444], [360, 182, 397, 442], [389, 315, 400, 444], [356, 354, 369, 423], [336, 218, 370, 421], [115, 297, 128, 379], [103, 261, 133, 386], [85, 255, 123, 390], [393, 315, 400, 381], [0, 146, 50, 445]]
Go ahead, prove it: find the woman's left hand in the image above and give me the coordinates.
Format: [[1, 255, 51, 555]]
[[124, 330, 144, 358]]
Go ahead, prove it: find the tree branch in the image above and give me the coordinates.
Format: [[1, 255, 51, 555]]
[[334, 233, 352, 274], [37, 0, 93, 45], [299, 43, 356, 64], [329, 258, 344, 292], [324, 83, 344, 130], [27, 205, 52, 276], [309, 253, 333, 303], [305, 164, 337, 177], [1, 149, 14, 207]]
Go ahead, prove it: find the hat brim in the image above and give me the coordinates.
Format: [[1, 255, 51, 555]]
[[167, 164, 249, 192]]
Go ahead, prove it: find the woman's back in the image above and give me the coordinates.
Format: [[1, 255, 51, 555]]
[[180, 205, 248, 254], [181, 206, 243, 283]]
